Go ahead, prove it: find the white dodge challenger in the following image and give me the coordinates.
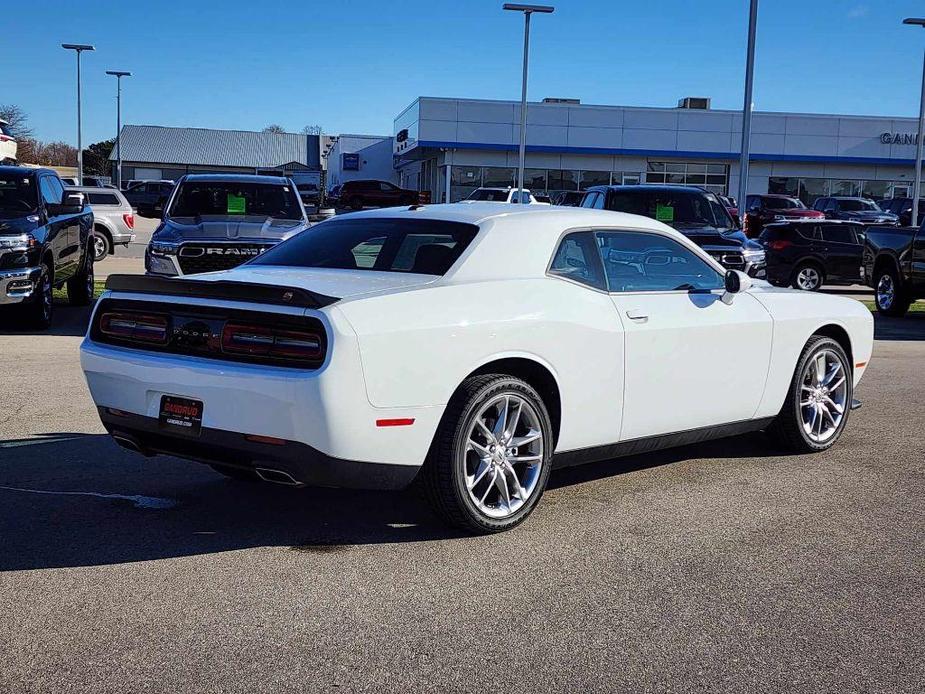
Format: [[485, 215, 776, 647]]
[[81, 203, 873, 533]]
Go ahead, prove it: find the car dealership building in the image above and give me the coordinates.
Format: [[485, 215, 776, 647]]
[[393, 96, 925, 205]]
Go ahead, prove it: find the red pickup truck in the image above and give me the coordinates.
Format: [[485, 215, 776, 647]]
[[743, 194, 824, 237]]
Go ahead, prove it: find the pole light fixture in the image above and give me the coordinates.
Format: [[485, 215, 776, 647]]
[[62, 43, 96, 182], [106, 70, 132, 189], [503, 3, 554, 204], [904, 18, 925, 227]]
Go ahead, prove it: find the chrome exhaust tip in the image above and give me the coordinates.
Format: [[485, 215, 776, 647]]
[[254, 467, 303, 487], [111, 433, 153, 457]]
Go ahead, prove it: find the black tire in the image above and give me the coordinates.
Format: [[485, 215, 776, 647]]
[[767, 335, 853, 453], [419, 374, 554, 534], [348, 196, 363, 211], [91, 230, 110, 261], [790, 262, 824, 291], [873, 264, 911, 317], [67, 246, 95, 306], [209, 464, 259, 482], [22, 262, 53, 329]]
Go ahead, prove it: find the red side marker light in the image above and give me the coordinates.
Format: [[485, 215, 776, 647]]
[[855, 362, 867, 369], [376, 418, 415, 427]]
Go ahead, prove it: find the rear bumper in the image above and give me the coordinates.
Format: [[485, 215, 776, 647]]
[[98, 408, 420, 489], [0, 266, 42, 305]]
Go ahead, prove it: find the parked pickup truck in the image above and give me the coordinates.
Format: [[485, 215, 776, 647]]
[[863, 223, 925, 316], [0, 166, 95, 328]]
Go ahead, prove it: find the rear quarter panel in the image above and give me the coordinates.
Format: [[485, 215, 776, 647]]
[[336, 278, 626, 453], [749, 288, 873, 418]]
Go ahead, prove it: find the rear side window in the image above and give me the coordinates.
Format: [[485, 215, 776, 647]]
[[252, 218, 478, 276], [548, 232, 606, 290], [87, 193, 120, 206], [580, 192, 599, 208], [821, 225, 857, 244]]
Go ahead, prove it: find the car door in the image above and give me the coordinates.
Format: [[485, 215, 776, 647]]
[[597, 229, 773, 440], [819, 224, 862, 282], [38, 175, 77, 281]]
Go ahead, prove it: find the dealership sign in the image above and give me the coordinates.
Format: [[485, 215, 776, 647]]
[[881, 132, 921, 145], [342, 153, 360, 171]]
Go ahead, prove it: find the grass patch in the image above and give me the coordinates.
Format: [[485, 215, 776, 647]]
[[52, 280, 106, 305], [860, 300, 925, 314]]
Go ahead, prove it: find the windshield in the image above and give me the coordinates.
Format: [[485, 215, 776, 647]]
[[765, 197, 805, 210], [839, 199, 878, 211], [605, 190, 735, 230], [0, 173, 37, 217], [252, 218, 479, 275], [167, 181, 303, 220], [467, 189, 512, 202]]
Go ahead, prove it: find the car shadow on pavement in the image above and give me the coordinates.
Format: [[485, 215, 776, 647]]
[[0, 303, 94, 338], [873, 313, 925, 341], [0, 429, 784, 571]]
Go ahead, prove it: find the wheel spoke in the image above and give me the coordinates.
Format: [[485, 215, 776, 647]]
[[491, 397, 509, 440], [822, 396, 844, 414], [503, 462, 528, 500], [823, 361, 842, 387], [807, 405, 818, 434], [504, 400, 522, 442], [510, 454, 541, 464], [815, 405, 824, 436], [820, 404, 837, 428], [468, 439, 491, 457], [467, 461, 491, 490], [827, 376, 846, 392], [479, 470, 498, 505], [494, 467, 511, 512], [510, 429, 541, 447], [475, 417, 496, 443], [814, 354, 827, 385]]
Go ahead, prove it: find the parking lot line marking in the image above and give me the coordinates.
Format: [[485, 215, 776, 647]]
[[0, 485, 178, 509]]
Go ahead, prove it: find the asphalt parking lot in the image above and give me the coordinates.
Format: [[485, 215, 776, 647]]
[[1, 299, 923, 693]]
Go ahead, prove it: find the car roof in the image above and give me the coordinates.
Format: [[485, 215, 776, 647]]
[[0, 165, 50, 176], [68, 185, 127, 195], [584, 184, 714, 195], [180, 174, 286, 184]]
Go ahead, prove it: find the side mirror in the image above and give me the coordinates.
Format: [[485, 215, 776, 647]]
[[47, 192, 84, 216], [722, 269, 752, 305]]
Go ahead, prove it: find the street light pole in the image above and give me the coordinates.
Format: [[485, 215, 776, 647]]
[[737, 0, 759, 219], [62, 44, 95, 182], [503, 3, 554, 203], [106, 71, 132, 189], [903, 18, 925, 227]]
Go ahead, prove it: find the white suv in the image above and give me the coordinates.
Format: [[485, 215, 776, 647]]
[[463, 187, 549, 204], [0, 119, 17, 164]]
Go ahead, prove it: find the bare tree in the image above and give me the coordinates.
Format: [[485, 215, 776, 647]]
[[263, 124, 286, 134], [301, 124, 323, 135], [30, 141, 78, 167], [0, 104, 35, 141]]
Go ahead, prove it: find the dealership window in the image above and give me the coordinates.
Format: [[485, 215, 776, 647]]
[[483, 167, 515, 188], [645, 161, 728, 194], [830, 180, 860, 197], [579, 170, 610, 190], [449, 165, 480, 202], [524, 168, 547, 190], [548, 170, 579, 192]]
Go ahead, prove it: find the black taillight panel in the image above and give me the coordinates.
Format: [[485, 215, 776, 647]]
[[91, 298, 327, 369]]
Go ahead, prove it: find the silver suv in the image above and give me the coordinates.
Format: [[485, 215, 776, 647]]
[[66, 186, 135, 261]]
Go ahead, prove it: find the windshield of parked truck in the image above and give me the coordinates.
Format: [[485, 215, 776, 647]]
[[252, 218, 479, 275], [605, 189, 735, 230], [839, 199, 878, 211], [0, 173, 37, 217], [167, 181, 303, 220]]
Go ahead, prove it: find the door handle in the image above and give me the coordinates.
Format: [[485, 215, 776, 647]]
[[626, 309, 649, 323]]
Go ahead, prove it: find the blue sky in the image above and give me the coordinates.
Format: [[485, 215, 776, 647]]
[[4, 0, 924, 146]]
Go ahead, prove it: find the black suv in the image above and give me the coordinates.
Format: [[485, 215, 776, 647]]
[[581, 184, 766, 277], [331, 180, 419, 210], [812, 197, 898, 225], [758, 220, 865, 291], [145, 174, 310, 277]]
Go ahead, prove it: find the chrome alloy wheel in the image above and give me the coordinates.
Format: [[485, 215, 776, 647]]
[[461, 394, 544, 519], [796, 266, 821, 291], [876, 273, 895, 310], [92, 234, 108, 262], [800, 349, 848, 444]]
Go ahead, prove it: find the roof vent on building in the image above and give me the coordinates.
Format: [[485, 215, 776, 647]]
[[678, 97, 711, 110], [542, 97, 580, 104]]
